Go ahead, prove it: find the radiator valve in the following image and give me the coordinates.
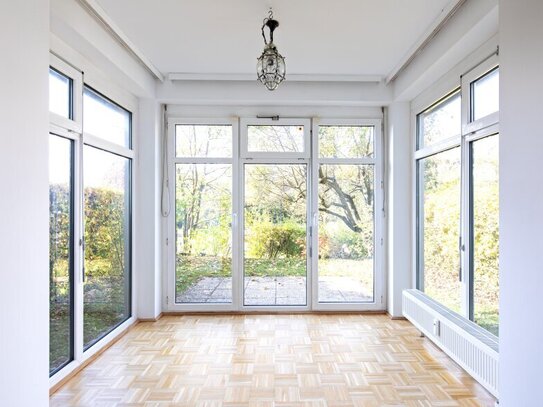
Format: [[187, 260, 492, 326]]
[[433, 319, 441, 337]]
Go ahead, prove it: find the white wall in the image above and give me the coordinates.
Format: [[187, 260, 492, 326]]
[[0, 1, 50, 406], [136, 99, 163, 319], [157, 80, 392, 107], [499, 0, 543, 404], [393, 0, 498, 102], [386, 102, 412, 317], [50, 0, 156, 98]]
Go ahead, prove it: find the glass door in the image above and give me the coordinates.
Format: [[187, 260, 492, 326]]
[[171, 121, 238, 310], [312, 120, 384, 310], [167, 117, 383, 311], [243, 163, 308, 306], [240, 119, 311, 309]]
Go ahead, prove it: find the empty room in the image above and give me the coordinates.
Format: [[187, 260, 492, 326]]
[[1, 0, 541, 406]]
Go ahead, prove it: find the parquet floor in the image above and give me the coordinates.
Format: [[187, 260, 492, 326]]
[[50, 314, 496, 407]]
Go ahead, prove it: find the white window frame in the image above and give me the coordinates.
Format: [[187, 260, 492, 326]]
[[165, 117, 385, 312], [414, 90, 463, 311], [240, 117, 311, 159], [49, 54, 137, 389], [312, 118, 385, 311], [49, 54, 83, 134], [413, 54, 499, 332], [460, 56, 500, 322], [166, 118, 240, 312], [461, 57, 500, 136], [239, 118, 312, 311]]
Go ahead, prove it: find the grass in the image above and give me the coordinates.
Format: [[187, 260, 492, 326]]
[[176, 255, 374, 294], [49, 303, 71, 373], [50, 271, 127, 374], [474, 307, 499, 336], [50, 302, 126, 374], [83, 305, 126, 348], [426, 285, 499, 337], [175, 256, 307, 293]]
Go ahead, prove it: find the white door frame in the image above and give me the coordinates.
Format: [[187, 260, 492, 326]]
[[165, 117, 385, 312], [311, 118, 385, 311], [239, 118, 312, 311]]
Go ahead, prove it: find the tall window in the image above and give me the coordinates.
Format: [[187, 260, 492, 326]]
[[48, 133, 74, 375], [316, 124, 378, 304], [416, 92, 462, 313], [83, 87, 132, 349], [48, 64, 77, 376], [470, 134, 499, 335], [466, 67, 500, 336], [416, 62, 499, 336], [174, 124, 234, 304], [48, 55, 134, 379]]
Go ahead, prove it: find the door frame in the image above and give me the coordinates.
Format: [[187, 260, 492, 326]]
[[239, 118, 312, 311], [311, 118, 384, 311], [165, 116, 385, 312]]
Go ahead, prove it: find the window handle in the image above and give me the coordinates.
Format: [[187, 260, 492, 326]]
[[80, 238, 86, 283], [459, 237, 464, 282]]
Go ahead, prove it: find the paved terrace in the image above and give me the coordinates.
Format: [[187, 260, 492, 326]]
[[176, 276, 372, 305]]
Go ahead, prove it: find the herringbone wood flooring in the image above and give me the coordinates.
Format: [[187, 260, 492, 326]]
[[50, 314, 496, 406]]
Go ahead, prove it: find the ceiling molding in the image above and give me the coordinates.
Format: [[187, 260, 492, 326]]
[[168, 73, 383, 83], [76, 0, 164, 82], [385, 0, 468, 84]]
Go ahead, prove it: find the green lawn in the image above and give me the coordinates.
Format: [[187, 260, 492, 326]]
[[49, 303, 71, 373], [50, 271, 127, 374], [474, 307, 499, 336], [176, 255, 374, 294], [50, 301, 127, 374], [175, 256, 308, 292]]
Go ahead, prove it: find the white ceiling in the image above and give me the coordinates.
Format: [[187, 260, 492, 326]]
[[96, 0, 452, 77]]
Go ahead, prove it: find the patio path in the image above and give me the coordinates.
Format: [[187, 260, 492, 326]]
[[176, 276, 372, 305]]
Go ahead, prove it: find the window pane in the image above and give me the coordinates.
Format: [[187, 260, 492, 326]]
[[175, 164, 232, 303], [418, 92, 461, 148], [318, 165, 374, 303], [418, 148, 461, 313], [318, 126, 374, 158], [176, 125, 232, 157], [472, 135, 499, 336], [49, 135, 73, 374], [84, 146, 131, 349], [49, 68, 71, 119], [247, 125, 305, 153], [473, 68, 499, 121], [83, 88, 131, 148], [244, 164, 307, 306]]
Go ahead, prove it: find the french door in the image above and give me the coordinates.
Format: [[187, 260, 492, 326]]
[[168, 117, 383, 311]]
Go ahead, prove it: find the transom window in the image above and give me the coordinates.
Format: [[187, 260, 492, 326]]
[[318, 125, 374, 158], [240, 118, 310, 158], [49, 68, 72, 119], [417, 91, 461, 149]]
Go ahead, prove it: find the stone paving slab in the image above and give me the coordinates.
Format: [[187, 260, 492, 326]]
[[176, 276, 372, 305], [176, 276, 372, 304]]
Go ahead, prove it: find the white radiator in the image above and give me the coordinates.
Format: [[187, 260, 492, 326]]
[[402, 289, 499, 398]]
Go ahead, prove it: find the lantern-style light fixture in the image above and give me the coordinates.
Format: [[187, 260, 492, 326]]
[[256, 8, 286, 91]]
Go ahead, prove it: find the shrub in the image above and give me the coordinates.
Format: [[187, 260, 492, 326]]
[[247, 220, 305, 259]]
